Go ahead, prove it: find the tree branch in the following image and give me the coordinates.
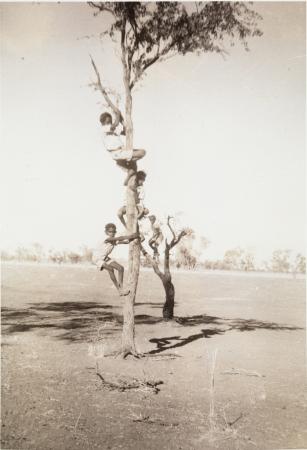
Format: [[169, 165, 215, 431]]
[[120, 19, 133, 99], [166, 216, 187, 249], [167, 216, 176, 242], [169, 231, 187, 249], [90, 55, 125, 129], [88, 2, 116, 17], [120, 20, 129, 76], [129, 41, 176, 90], [164, 244, 171, 278]]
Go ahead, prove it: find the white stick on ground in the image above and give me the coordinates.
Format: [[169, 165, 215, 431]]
[[207, 348, 218, 438]]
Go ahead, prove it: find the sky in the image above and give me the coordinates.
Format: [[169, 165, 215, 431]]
[[1, 1, 306, 263]]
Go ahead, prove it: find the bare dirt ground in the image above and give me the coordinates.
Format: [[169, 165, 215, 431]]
[[1, 263, 306, 450]]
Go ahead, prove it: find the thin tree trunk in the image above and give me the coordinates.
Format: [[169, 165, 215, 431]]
[[162, 279, 175, 320], [162, 245, 175, 319], [121, 29, 140, 357]]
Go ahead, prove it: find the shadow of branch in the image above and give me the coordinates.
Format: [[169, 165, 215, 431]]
[[1, 303, 302, 348]]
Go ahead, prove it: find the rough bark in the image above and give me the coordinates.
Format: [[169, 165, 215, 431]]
[[162, 278, 175, 320], [122, 170, 140, 356], [162, 245, 174, 320], [121, 22, 140, 357]]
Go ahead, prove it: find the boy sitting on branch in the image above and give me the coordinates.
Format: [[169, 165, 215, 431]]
[[100, 112, 146, 185]]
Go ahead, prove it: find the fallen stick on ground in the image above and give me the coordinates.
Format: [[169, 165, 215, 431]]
[[221, 368, 265, 377], [73, 411, 82, 433], [145, 353, 181, 360], [132, 415, 179, 427], [96, 371, 163, 394], [227, 412, 243, 427]]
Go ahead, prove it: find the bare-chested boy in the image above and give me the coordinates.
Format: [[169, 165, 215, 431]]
[[117, 171, 149, 228], [92, 223, 139, 296]]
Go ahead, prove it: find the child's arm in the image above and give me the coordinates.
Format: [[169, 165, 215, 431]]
[[110, 120, 125, 135], [105, 233, 138, 245], [116, 232, 139, 244], [137, 186, 145, 203]]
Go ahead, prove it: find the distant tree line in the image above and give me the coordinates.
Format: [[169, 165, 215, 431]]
[[199, 249, 305, 274], [1, 242, 305, 274], [1, 244, 93, 265]]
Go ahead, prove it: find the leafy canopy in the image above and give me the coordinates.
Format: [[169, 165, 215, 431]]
[[89, 1, 262, 90]]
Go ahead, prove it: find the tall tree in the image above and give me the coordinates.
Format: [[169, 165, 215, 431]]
[[88, 1, 262, 357]]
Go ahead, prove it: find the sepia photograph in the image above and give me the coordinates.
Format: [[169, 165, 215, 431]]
[[1, 1, 306, 449]]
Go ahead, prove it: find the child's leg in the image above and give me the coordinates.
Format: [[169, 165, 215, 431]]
[[115, 156, 143, 186], [117, 206, 127, 228], [100, 263, 120, 290], [115, 149, 145, 165], [149, 239, 159, 257], [115, 160, 133, 186], [137, 205, 144, 220], [109, 261, 129, 296], [114, 161, 137, 186], [149, 238, 156, 252], [109, 261, 124, 287], [137, 208, 146, 242], [116, 160, 130, 171], [131, 149, 146, 161], [154, 253, 160, 263], [153, 245, 159, 256], [137, 206, 149, 221]]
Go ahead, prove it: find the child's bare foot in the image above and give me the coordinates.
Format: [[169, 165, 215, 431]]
[[119, 288, 130, 296]]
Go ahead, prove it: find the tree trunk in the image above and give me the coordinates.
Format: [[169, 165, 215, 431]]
[[162, 279, 175, 320], [121, 69, 140, 357], [162, 244, 175, 320]]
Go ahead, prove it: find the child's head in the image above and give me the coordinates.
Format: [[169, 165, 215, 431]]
[[136, 170, 147, 186], [105, 222, 116, 237], [100, 112, 112, 127], [148, 215, 156, 224]]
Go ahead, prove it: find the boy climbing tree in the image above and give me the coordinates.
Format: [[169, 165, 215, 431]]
[[99, 111, 146, 186], [148, 215, 164, 262], [88, 1, 262, 358], [142, 216, 192, 320], [93, 223, 139, 296], [118, 171, 149, 228]]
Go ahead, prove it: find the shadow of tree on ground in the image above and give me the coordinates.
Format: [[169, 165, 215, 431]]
[[148, 315, 303, 354], [1, 301, 303, 349], [1, 302, 164, 343], [148, 329, 224, 354]]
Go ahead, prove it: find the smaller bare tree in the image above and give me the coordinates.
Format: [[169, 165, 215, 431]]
[[141, 216, 192, 320]]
